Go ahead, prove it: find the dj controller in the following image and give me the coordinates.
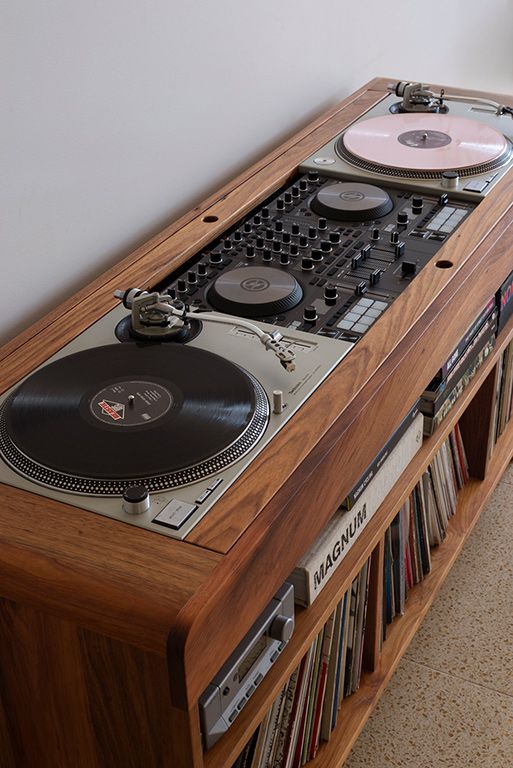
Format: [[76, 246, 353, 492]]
[[153, 172, 477, 344]]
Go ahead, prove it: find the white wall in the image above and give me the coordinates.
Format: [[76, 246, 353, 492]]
[[2, 0, 512, 346]]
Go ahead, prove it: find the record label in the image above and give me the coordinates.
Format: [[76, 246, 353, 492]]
[[90, 380, 172, 427]]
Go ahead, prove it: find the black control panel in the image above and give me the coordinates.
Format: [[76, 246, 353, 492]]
[[157, 172, 478, 342]]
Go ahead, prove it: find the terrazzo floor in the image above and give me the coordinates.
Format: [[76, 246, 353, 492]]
[[344, 462, 513, 768]]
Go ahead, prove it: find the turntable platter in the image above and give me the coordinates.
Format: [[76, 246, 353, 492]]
[[0, 344, 269, 494], [338, 113, 511, 177]]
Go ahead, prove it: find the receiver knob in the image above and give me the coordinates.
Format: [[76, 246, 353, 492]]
[[122, 485, 150, 516], [269, 615, 294, 643], [303, 305, 318, 323]]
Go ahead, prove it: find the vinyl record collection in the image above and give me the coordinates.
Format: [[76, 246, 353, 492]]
[[492, 337, 513, 445], [232, 558, 372, 768], [383, 425, 469, 628]]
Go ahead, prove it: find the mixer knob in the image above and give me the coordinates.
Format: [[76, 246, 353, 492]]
[[371, 227, 380, 241], [402, 261, 417, 276], [261, 207, 270, 219], [223, 238, 232, 250], [266, 228, 274, 240], [284, 192, 293, 204], [397, 211, 409, 226], [318, 217, 328, 230], [243, 222, 253, 233], [209, 252, 223, 265], [395, 242, 406, 258], [299, 179, 309, 192], [276, 198, 285, 210], [279, 252, 290, 266], [290, 244, 299, 257], [262, 249, 273, 262], [187, 271, 197, 284], [197, 263, 208, 277], [299, 235, 309, 248], [411, 196, 423, 214], [303, 305, 318, 323], [307, 171, 319, 183], [301, 257, 314, 271], [291, 185, 300, 197], [274, 220, 284, 232], [311, 249, 323, 262], [355, 281, 367, 296], [291, 223, 300, 236], [308, 226, 318, 239], [369, 269, 382, 286], [390, 230, 399, 245], [256, 236, 265, 249], [320, 241, 332, 253], [329, 232, 341, 244], [272, 241, 282, 253], [233, 231, 243, 242], [245, 245, 255, 259], [165, 287, 176, 300], [177, 278, 187, 293], [253, 215, 261, 225], [324, 284, 338, 305], [282, 232, 291, 244]]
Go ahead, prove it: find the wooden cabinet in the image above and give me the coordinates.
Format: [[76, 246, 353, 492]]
[[1, 78, 513, 768]]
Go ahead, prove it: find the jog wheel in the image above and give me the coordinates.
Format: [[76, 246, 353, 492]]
[[311, 182, 394, 222], [208, 266, 303, 318]]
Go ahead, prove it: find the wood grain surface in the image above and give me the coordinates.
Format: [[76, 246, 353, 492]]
[[1, 77, 513, 768]]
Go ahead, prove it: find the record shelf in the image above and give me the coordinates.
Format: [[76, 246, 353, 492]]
[[1, 78, 513, 768]]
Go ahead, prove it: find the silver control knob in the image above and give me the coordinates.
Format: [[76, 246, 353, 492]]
[[269, 615, 294, 643], [122, 485, 151, 516], [441, 171, 459, 189]]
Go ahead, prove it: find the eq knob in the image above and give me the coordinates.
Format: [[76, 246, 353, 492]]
[[274, 220, 284, 232], [276, 198, 285, 210], [303, 305, 318, 323], [301, 256, 314, 271], [209, 252, 223, 265], [299, 179, 309, 192], [329, 231, 341, 244], [318, 217, 328, 231], [299, 235, 309, 248], [265, 228, 274, 241], [291, 223, 300, 236], [187, 271, 197, 285], [324, 284, 338, 305], [311, 249, 323, 262], [223, 238, 232, 250], [122, 485, 150, 516], [291, 185, 300, 198], [272, 241, 282, 253], [233, 231, 243, 242], [282, 232, 291, 244], [262, 249, 273, 262], [308, 226, 318, 239], [261, 207, 270, 219], [284, 192, 293, 204], [307, 170, 319, 183], [197, 263, 208, 277], [279, 252, 290, 266], [397, 211, 409, 226], [255, 236, 265, 249], [245, 245, 255, 259], [290, 244, 299, 257], [412, 196, 423, 214], [177, 278, 187, 293], [253, 215, 261, 225], [243, 222, 253, 233], [320, 241, 332, 253]]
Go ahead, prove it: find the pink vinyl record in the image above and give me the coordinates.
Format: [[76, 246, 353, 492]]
[[342, 113, 508, 171]]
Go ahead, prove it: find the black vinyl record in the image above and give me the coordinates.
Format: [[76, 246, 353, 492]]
[[0, 344, 269, 494]]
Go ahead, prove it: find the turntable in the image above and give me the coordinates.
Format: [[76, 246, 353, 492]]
[[300, 81, 513, 198], [0, 294, 352, 539]]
